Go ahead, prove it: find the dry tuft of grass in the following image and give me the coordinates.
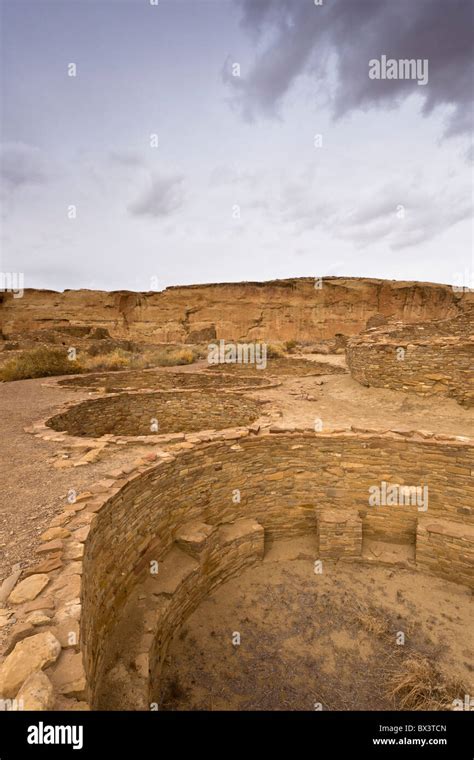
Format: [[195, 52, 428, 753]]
[[266, 343, 285, 358], [284, 339, 299, 354], [386, 655, 464, 711], [352, 601, 392, 638], [356, 610, 390, 637]]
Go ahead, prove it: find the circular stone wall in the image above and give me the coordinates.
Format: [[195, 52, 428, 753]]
[[46, 390, 263, 437], [58, 370, 275, 392], [79, 431, 473, 708], [208, 357, 346, 376]]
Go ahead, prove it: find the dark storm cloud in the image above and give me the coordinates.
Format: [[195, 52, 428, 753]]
[[128, 173, 185, 219], [321, 182, 473, 249], [229, 0, 473, 135]]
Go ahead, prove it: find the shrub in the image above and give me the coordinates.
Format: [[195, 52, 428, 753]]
[[138, 346, 197, 368], [266, 343, 285, 359], [284, 339, 298, 354], [0, 347, 82, 381], [89, 327, 111, 340], [82, 349, 133, 372]]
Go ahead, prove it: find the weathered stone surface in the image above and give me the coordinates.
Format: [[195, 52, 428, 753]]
[[0, 631, 61, 697], [2, 278, 467, 343], [55, 601, 81, 624], [8, 574, 50, 604], [53, 620, 80, 649], [16, 671, 55, 710], [317, 509, 363, 558], [49, 574, 81, 603], [0, 610, 15, 629], [49, 653, 86, 698], [36, 540, 64, 555], [40, 527, 70, 542], [24, 555, 63, 576], [4, 622, 35, 655], [46, 391, 261, 439], [0, 565, 22, 603], [347, 310, 473, 408], [175, 522, 216, 560], [26, 611, 53, 627], [416, 519, 474, 588], [23, 596, 55, 613], [63, 543, 84, 561]]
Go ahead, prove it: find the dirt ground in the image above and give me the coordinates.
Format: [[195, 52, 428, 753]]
[[158, 537, 474, 711]]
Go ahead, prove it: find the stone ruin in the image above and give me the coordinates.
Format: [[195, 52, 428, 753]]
[[0, 277, 472, 710]]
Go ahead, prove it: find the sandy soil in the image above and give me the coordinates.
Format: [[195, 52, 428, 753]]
[[158, 537, 474, 711]]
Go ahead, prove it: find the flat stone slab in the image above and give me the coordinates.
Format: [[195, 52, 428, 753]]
[[0, 631, 61, 698], [8, 574, 50, 604]]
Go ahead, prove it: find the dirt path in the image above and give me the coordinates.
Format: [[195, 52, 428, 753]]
[[0, 378, 146, 580]]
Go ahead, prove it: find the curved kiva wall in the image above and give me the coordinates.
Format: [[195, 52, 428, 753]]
[[79, 431, 474, 708], [57, 370, 276, 392], [208, 357, 347, 377], [2, 277, 472, 343], [346, 311, 474, 408], [1, 430, 473, 709], [46, 390, 263, 437]]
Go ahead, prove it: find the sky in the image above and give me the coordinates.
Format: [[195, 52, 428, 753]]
[[0, 0, 473, 292]]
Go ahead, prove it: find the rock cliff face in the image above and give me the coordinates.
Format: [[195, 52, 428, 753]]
[[1, 277, 471, 343]]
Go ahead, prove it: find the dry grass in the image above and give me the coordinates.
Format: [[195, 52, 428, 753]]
[[135, 346, 197, 368], [0, 342, 199, 380], [356, 610, 390, 637], [266, 343, 285, 358], [386, 655, 464, 710], [0, 347, 82, 381], [81, 349, 132, 372], [284, 339, 299, 354]]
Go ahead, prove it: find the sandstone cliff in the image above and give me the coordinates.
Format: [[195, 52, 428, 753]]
[[1, 277, 471, 343]]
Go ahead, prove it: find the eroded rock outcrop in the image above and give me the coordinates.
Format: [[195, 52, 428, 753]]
[[1, 278, 471, 343]]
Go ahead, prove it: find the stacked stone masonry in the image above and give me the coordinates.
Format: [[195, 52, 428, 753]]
[[57, 370, 276, 393], [46, 390, 263, 437], [1, 430, 473, 711], [416, 519, 474, 589], [317, 510, 362, 558], [346, 309, 474, 408]]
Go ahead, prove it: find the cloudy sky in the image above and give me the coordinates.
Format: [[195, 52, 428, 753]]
[[0, 0, 472, 291]]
